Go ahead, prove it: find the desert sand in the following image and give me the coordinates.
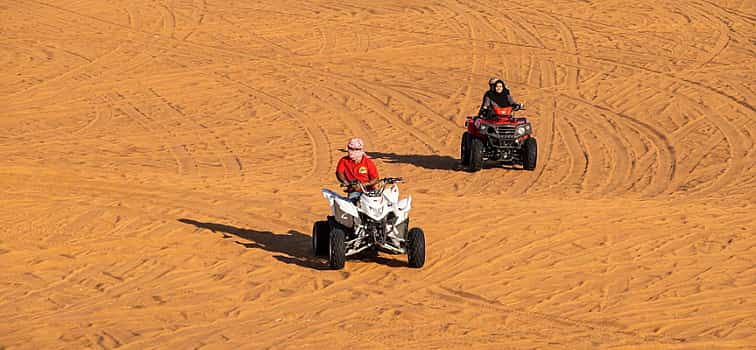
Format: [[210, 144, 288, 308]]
[[1, 0, 755, 349]]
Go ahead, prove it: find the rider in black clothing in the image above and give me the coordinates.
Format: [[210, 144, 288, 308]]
[[479, 77, 521, 117]]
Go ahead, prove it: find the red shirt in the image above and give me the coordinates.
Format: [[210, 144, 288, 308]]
[[336, 156, 379, 190]]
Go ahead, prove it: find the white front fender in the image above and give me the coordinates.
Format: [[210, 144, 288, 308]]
[[322, 188, 359, 226], [334, 197, 359, 218], [397, 195, 412, 212], [322, 188, 341, 208]]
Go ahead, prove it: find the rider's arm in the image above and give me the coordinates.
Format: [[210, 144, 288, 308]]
[[336, 171, 350, 186], [365, 159, 380, 187], [335, 158, 351, 185], [507, 94, 519, 108], [365, 177, 382, 187], [480, 94, 491, 111], [479, 94, 495, 117]]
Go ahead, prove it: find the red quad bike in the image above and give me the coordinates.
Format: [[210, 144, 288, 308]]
[[460, 105, 537, 171]]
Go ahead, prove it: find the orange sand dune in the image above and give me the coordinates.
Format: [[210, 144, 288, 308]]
[[1, 1, 754, 349]]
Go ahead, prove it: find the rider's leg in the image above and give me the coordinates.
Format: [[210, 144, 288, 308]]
[[347, 191, 361, 203]]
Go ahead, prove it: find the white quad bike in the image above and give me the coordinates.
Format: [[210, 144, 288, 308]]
[[312, 177, 426, 269]]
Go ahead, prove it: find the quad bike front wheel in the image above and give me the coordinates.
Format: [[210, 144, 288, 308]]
[[469, 137, 484, 172], [522, 137, 537, 171], [460, 132, 471, 166], [329, 227, 346, 269], [407, 227, 426, 268], [312, 220, 330, 257]]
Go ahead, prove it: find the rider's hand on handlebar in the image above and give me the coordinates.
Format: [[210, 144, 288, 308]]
[[341, 180, 356, 188], [383, 177, 403, 184]]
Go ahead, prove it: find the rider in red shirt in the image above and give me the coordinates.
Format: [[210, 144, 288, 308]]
[[336, 138, 380, 199]]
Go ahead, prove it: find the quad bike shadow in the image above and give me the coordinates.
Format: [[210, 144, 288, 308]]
[[178, 218, 406, 270], [178, 218, 328, 270], [365, 151, 463, 171], [367, 151, 518, 172]]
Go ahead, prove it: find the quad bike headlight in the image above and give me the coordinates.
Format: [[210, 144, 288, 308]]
[[515, 124, 531, 136]]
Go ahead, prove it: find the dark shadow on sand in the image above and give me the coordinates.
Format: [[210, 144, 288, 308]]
[[366, 151, 463, 171], [178, 218, 328, 270], [366, 151, 524, 171], [178, 219, 411, 269]]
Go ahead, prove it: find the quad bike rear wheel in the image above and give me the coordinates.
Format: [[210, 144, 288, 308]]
[[312, 220, 330, 257], [469, 137, 484, 172], [407, 227, 426, 268], [329, 227, 346, 269], [522, 137, 537, 171]]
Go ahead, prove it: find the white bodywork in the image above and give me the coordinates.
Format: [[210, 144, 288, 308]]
[[322, 183, 412, 256]]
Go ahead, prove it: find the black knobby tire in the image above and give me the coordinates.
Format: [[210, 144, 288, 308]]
[[312, 220, 330, 256], [469, 137, 484, 171], [522, 137, 537, 170], [407, 227, 426, 268], [460, 132, 471, 166], [329, 227, 346, 269]]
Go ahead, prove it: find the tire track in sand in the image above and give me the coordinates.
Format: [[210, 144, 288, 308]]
[[214, 72, 331, 183], [113, 89, 195, 176], [146, 87, 244, 178]]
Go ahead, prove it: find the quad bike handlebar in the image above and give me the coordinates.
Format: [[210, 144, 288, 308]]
[[381, 177, 404, 184], [479, 103, 526, 119], [341, 177, 404, 196]]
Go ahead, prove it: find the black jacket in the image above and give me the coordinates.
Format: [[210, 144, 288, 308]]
[[480, 79, 518, 111]]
